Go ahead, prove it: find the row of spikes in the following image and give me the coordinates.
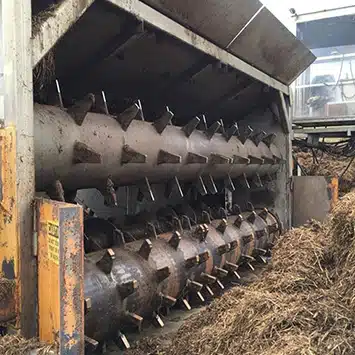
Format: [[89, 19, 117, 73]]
[[61, 90, 277, 146], [72, 139, 280, 166], [84, 205, 279, 352], [48, 169, 277, 207]]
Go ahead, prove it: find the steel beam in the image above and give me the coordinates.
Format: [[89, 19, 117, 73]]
[[2, 0, 36, 337], [32, 0, 96, 67]]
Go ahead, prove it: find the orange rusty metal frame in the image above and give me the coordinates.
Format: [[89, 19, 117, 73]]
[[0, 126, 18, 324], [37, 198, 84, 354], [328, 177, 339, 210]]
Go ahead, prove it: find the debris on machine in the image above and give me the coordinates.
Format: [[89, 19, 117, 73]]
[[126, 192, 355, 355]]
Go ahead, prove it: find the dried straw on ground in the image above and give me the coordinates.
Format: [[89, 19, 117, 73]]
[[128, 192, 355, 355], [296, 151, 355, 194], [0, 335, 56, 355]]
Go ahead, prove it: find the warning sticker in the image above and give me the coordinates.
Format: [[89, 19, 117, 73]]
[[47, 221, 59, 265]]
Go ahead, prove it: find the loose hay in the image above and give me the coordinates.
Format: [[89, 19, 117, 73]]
[[296, 151, 355, 194], [0, 335, 56, 355], [128, 192, 355, 355]]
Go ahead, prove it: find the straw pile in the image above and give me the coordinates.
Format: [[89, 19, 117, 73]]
[[0, 335, 56, 355], [296, 151, 355, 194], [128, 192, 355, 355]]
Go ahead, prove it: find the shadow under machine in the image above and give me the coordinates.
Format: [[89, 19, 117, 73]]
[[1, 0, 315, 353]]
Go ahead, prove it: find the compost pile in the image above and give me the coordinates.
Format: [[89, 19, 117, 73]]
[[296, 150, 355, 194], [128, 192, 355, 355]]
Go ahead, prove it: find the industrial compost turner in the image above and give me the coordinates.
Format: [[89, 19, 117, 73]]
[[0, 0, 315, 353]]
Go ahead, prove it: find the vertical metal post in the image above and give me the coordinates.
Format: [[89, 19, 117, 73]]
[[2, 0, 35, 337]]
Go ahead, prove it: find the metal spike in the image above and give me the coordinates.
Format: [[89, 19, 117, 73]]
[[241, 173, 251, 189], [138, 239, 152, 260], [217, 219, 228, 234], [217, 243, 230, 255], [157, 150, 181, 164], [182, 117, 200, 137], [185, 255, 199, 268], [47, 180, 65, 202], [247, 262, 255, 271], [218, 207, 228, 219], [182, 298, 192, 311], [169, 231, 181, 249], [146, 222, 157, 239], [247, 202, 255, 211], [115, 332, 130, 350], [196, 292, 205, 302], [247, 211, 257, 224], [187, 279, 203, 292], [152, 313, 165, 328], [104, 177, 118, 207], [262, 133, 277, 147], [224, 261, 239, 272], [85, 336, 99, 353], [204, 285, 214, 297], [121, 145, 147, 164], [139, 177, 155, 202], [224, 123, 239, 141], [258, 255, 268, 264], [233, 155, 250, 165], [204, 174, 218, 194], [248, 155, 264, 165], [250, 130, 267, 146], [181, 215, 192, 230], [156, 266, 171, 282], [186, 152, 208, 164], [73, 141, 102, 164], [239, 125, 254, 144], [259, 208, 269, 221], [116, 102, 141, 131], [219, 119, 226, 135], [96, 249, 115, 274], [234, 215, 244, 228], [84, 298, 92, 314], [126, 312, 143, 331], [153, 106, 174, 134], [205, 121, 222, 140], [232, 270, 241, 280], [198, 115, 207, 130], [118, 280, 138, 299], [224, 174, 235, 192], [172, 217, 183, 233], [200, 272, 217, 284], [213, 267, 228, 279], [55, 79, 64, 109], [68, 93, 95, 126], [196, 176, 208, 196], [160, 293, 176, 307], [209, 153, 231, 165], [216, 279, 225, 290], [194, 224, 208, 241], [202, 211, 212, 224], [100, 91, 109, 114], [262, 156, 276, 165], [232, 204, 242, 215], [253, 173, 263, 188], [198, 250, 210, 263], [165, 176, 184, 199]]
